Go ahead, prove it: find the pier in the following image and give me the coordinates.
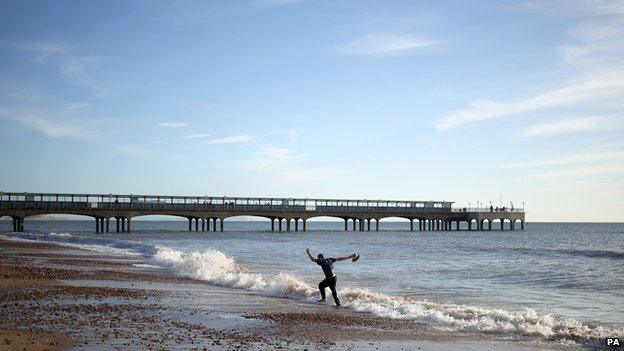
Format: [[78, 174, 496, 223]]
[[0, 192, 525, 233]]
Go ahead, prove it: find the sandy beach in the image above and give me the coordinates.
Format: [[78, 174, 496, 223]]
[[0, 237, 585, 350]]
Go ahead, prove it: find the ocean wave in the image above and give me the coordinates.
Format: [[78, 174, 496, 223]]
[[466, 245, 624, 261], [153, 247, 624, 343], [0, 232, 156, 256]]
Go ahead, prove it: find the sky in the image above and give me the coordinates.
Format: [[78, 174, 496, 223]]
[[0, 0, 623, 222]]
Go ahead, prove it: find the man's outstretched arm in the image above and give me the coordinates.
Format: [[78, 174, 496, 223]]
[[306, 248, 316, 262], [335, 254, 356, 262]]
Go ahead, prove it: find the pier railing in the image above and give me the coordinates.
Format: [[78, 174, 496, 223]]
[[452, 207, 524, 213], [0, 191, 456, 214]]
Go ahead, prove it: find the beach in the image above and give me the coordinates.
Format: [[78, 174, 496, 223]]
[[0, 235, 590, 351]]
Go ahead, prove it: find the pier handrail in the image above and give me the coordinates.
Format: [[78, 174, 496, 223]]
[[452, 207, 524, 213], [0, 191, 456, 210]]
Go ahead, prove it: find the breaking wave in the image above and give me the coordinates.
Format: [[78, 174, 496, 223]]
[[0, 232, 155, 256]]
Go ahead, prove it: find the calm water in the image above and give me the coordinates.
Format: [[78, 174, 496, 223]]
[[2, 220, 622, 341]]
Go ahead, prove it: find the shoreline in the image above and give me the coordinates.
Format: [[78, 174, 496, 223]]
[[0, 237, 584, 350]]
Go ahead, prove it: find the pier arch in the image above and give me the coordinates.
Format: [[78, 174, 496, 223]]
[[127, 214, 190, 232], [377, 216, 410, 231], [14, 213, 108, 233], [0, 215, 14, 232], [480, 218, 492, 231], [221, 215, 272, 232], [498, 218, 510, 230]]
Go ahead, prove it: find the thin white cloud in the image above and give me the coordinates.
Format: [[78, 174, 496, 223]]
[[67, 102, 91, 110], [1, 114, 85, 139], [182, 133, 210, 140], [257, 146, 304, 159], [559, 18, 624, 66], [288, 129, 299, 141], [520, 0, 624, 16], [520, 116, 618, 137], [157, 122, 188, 128], [205, 134, 251, 144], [16, 41, 70, 60], [440, 1, 624, 132], [334, 33, 437, 56], [530, 163, 624, 180], [4, 89, 40, 103], [16, 41, 105, 96], [505, 149, 624, 169], [244, 147, 335, 182], [436, 71, 624, 132], [110, 144, 152, 158]]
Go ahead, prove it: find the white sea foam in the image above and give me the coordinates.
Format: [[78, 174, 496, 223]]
[[0, 233, 148, 256], [152, 246, 624, 343]]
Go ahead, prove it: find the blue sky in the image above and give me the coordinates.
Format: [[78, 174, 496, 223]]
[[0, 0, 623, 221]]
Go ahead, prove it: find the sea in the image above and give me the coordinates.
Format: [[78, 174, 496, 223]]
[[1, 220, 623, 345]]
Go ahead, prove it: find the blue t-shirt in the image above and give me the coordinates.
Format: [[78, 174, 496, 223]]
[[316, 258, 337, 279]]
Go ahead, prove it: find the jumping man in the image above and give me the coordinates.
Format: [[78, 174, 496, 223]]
[[306, 248, 359, 307]]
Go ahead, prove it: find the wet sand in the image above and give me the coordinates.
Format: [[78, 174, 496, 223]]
[[0, 238, 583, 350]]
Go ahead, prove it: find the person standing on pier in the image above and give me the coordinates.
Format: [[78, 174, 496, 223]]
[[306, 248, 358, 307]]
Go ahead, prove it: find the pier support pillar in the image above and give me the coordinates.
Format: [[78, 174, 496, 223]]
[[95, 217, 100, 233], [106, 218, 110, 233], [500, 219, 504, 231], [410, 219, 414, 231], [127, 218, 131, 232], [489, 221, 492, 231], [511, 221, 515, 231], [271, 218, 275, 232], [116, 218, 120, 232], [201, 218, 205, 231], [367, 218, 371, 231], [195, 218, 198, 231], [121, 218, 126, 232], [376, 219, 379, 231], [521, 220, 524, 230], [468, 221, 472, 231], [352, 219, 356, 231], [220, 219, 224, 231], [295, 219, 299, 232], [344, 219, 348, 231], [188, 218, 192, 231], [286, 219, 291, 232], [279, 219, 283, 232], [303, 219, 307, 232]]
